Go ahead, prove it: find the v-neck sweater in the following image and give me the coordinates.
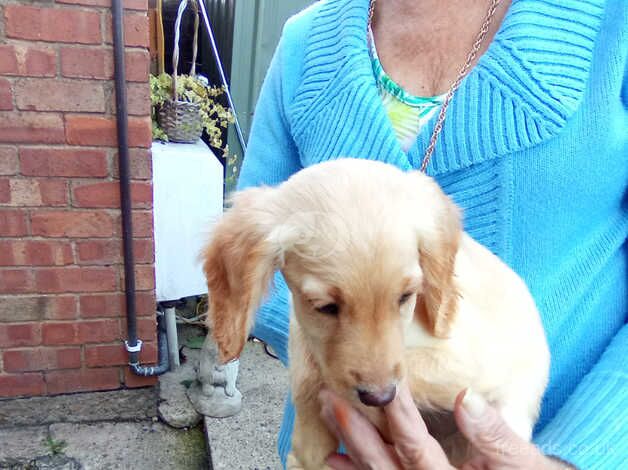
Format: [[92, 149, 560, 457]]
[[236, 1, 628, 468]]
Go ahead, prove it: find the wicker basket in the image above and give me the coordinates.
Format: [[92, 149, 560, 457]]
[[158, 0, 202, 143]]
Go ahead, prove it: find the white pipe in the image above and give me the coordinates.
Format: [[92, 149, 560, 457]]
[[164, 306, 180, 368]]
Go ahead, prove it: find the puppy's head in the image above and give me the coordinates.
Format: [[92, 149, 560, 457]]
[[203, 159, 461, 406]]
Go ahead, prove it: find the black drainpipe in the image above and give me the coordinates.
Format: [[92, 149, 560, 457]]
[[112, 0, 169, 376]]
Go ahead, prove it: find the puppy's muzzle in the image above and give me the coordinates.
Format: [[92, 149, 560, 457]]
[[356, 384, 397, 407]]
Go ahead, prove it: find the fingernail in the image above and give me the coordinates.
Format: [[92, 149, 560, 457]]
[[462, 388, 486, 419]]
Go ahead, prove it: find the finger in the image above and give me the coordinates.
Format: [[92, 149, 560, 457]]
[[319, 389, 400, 468], [384, 382, 454, 469], [326, 453, 358, 470], [454, 389, 538, 464]]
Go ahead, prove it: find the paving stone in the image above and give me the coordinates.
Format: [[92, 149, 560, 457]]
[[0, 389, 158, 427], [158, 347, 202, 429], [0, 426, 49, 461], [50, 421, 208, 470], [204, 340, 288, 470]]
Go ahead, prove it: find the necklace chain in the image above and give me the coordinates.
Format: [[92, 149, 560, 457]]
[[368, 0, 502, 172]]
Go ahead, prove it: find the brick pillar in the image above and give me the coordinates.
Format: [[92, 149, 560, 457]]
[[0, 0, 158, 397]]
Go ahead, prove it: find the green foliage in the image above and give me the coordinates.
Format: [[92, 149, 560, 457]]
[[185, 336, 205, 349], [150, 73, 237, 158], [43, 436, 67, 456], [180, 379, 195, 389]]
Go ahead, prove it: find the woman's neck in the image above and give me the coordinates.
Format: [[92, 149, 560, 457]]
[[370, 0, 510, 96]]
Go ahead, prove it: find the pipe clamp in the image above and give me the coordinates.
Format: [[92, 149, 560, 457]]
[[125, 339, 143, 353]]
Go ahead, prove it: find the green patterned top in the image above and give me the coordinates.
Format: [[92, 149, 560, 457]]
[[368, 28, 445, 151]]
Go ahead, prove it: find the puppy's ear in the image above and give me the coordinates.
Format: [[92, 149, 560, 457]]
[[202, 187, 280, 363], [411, 175, 462, 338]]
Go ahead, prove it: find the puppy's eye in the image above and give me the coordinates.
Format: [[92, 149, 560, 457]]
[[315, 303, 339, 316], [399, 292, 413, 305]]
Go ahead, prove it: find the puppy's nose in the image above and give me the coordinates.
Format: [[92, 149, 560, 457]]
[[356, 384, 397, 407]]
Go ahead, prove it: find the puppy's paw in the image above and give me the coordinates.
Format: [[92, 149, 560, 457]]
[[286, 452, 332, 470], [286, 453, 305, 470]]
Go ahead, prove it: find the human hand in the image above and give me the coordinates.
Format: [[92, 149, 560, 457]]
[[319, 383, 573, 469]]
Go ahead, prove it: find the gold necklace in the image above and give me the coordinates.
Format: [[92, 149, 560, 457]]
[[368, 0, 502, 172]]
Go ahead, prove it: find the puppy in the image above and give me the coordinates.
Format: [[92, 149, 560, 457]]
[[202, 159, 550, 469]]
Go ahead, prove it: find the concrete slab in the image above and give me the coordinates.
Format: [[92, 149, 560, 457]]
[[0, 426, 49, 461], [50, 422, 208, 470], [158, 347, 202, 428], [0, 389, 158, 427], [204, 340, 289, 470]]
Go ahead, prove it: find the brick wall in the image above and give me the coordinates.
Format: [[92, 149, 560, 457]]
[[0, 0, 158, 397]]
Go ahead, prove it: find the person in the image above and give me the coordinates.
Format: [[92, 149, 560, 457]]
[[235, 0, 627, 468]]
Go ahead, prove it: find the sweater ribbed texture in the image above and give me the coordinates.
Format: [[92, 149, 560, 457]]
[[240, 1, 627, 468]]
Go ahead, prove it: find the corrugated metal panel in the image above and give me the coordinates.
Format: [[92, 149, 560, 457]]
[[200, 0, 236, 85], [226, 0, 314, 191]]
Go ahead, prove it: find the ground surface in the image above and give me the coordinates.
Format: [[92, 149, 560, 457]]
[[204, 340, 288, 470], [0, 321, 289, 470], [0, 388, 208, 470]]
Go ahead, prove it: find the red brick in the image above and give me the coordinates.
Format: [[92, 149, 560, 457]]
[[0, 373, 45, 397], [122, 315, 155, 341], [42, 322, 78, 345], [65, 115, 152, 148], [31, 210, 114, 238], [76, 238, 153, 265], [78, 318, 121, 343], [45, 367, 121, 394], [60, 47, 109, 79], [80, 293, 122, 318], [6, 179, 68, 206], [0, 240, 73, 266], [0, 209, 28, 236], [35, 266, 117, 293], [15, 79, 105, 113], [73, 181, 152, 208], [85, 343, 125, 367], [123, 367, 157, 388], [44, 296, 79, 320], [105, 13, 149, 47], [61, 48, 149, 82], [23, 47, 57, 77], [77, 239, 120, 265], [87, 341, 156, 367], [20, 148, 108, 177], [111, 148, 152, 180], [5, 6, 101, 44], [0, 147, 18, 175], [3, 347, 81, 372], [0, 295, 77, 322], [113, 210, 153, 237], [0, 45, 56, 78], [57, 0, 148, 10], [79, 291, 154, 318], [125, 82, 150, 116], [0, 323, 41, 347], [134, 239, 154, 263], [135, 291, 156, 316], [125, 50, 150, 82], [0, 79, 12, 111], [0, 45, 19, 74], [66, 115, 116, 146], [133, 264, 154, 290], [0, 112, 65, 144], [0, 269, 34, 294], [0, 179, 9, 203]]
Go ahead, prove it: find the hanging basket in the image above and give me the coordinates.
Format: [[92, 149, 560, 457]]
[[158, 0, 202, 143]]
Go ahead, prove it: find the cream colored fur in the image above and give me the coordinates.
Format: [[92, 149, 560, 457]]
[[202, 159, 550, 469]]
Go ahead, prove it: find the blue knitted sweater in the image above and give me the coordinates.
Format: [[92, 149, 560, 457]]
[[237, 0, 628, 468]]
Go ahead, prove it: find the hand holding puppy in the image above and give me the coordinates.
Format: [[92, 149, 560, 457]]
[[319, 383, 572, 470]]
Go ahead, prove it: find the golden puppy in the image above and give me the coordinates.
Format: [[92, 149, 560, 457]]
[[202, 159, 550, 469]]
